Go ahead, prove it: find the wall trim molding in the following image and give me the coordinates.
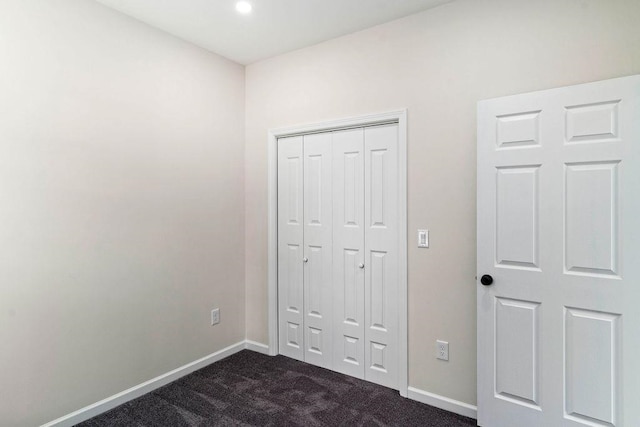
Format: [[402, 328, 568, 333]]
[[42, 340, 476, 426], [41, 341, 247, 427], [245, 339, 270, 355], [407, 386, 477, 419], [266, 109, 409, 395]]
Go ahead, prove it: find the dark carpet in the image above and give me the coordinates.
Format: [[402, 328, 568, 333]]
[[77, 350, 477, 426]]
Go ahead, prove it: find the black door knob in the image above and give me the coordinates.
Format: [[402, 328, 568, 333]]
[[480, 275, 493, 286]]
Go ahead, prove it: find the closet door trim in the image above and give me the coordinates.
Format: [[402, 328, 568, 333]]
[[267, 110, 408, 397]]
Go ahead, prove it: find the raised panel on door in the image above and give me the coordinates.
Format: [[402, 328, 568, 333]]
[[278, 136, 304, 361], [478, 75, 640, 427], [495, 165, 540, 270], [303, 132, 333, 368], [364, 124, 398, 389], [564, 308, 620, 426], [564, 161, 619, 277], [495, 298, 541, 409], [332, 128, 365, 378]]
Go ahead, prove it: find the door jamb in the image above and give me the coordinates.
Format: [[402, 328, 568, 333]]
[[267, 109, 408, 396]]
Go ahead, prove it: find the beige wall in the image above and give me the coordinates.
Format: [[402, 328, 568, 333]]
[[2, 0, 640, 424], [245, 0, 640, 406], [0, 1, 245, 425]]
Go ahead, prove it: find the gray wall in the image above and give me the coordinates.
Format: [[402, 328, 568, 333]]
[[0, 1, 246, 425], [244, 0, 640, 406]]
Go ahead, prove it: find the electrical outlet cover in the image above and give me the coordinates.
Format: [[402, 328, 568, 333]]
[[436, 340, 449, 361]]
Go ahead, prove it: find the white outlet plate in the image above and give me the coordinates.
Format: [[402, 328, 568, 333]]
[[436, 340, 449, 361], [211, 308, 220, 325]]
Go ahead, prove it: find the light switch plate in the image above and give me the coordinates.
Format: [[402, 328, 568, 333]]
[[418, 230, 429, 248], [211, 308, 220, 325]]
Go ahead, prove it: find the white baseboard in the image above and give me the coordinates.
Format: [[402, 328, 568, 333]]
[[407, 386, 477, 419], [244, 340, 270, 355], [41, 341, 246, 427], [42, 341, 476, 426]]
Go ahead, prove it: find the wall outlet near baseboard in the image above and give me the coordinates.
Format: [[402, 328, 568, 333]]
[[211, 308, 220, 325], [436, 340, 449, 361]]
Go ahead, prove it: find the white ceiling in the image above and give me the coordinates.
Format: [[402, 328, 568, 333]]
[[95, 0, 451, 64]]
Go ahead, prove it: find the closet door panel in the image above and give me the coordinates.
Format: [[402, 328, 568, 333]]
[[364, 124, 399, 389], [277, 136, 304, 361], [332, 128, 365, 378], [303, 133, 333, 368]]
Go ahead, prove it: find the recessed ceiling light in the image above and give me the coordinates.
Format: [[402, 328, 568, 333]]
[[236, 1, 252, 14]]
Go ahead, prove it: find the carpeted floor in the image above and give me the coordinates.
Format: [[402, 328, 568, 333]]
[[77, 350, 477, 426]]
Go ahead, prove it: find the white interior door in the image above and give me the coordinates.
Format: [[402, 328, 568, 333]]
[[364, 124, 399, 389], [477, 75, 640, 427], [277, 135, 304, 361], [332, 128, 366, 378], [303, 133, 333, 368]]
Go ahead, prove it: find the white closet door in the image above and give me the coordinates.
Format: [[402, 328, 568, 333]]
[[332, 128, 366, 378], [303, 133, 333, 368], [277, 136, 304, 361], [364, 124, 399, 389]]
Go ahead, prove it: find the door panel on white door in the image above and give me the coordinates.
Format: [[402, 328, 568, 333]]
[[286, 322, 301, 350], [565, 101, 619, 143], [303, 132, 333, 368], [370, 150, 387, 227], [332, 128, 365, 378], [307, 245, 324, 316], [496, 110, 541, 149], [364, 124, 398, 389], [308, 327, 323, 355], [343, 250, 359, 323], [495, 298, 540, 408], [343, 336, 359, 365], [285, 244, 302, 313], [278, 136, 304, 360], [496, 166, 540, 270], [564, 161, 619, 277], [565, 308, 620, 426], [370, 341, 387, 373], [478, 75, 640, 427], [369, 250, 387, 331], [307, 154, 324, 224]]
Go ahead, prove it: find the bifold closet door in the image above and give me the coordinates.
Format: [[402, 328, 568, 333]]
[[277, 136, 304, 361], [331, 124, 400, 388], [278, 124, 400, 389], [302, 133, 333, 368], [332, 128, 366, 378], [364, 124, 399, 389]]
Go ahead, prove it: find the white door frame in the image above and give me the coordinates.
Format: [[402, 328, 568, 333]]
[[267, 109, 408, 396]]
